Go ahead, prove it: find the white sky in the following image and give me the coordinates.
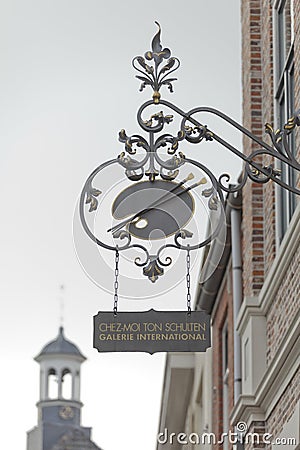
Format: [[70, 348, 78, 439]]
[[0, 1, 242, 449]]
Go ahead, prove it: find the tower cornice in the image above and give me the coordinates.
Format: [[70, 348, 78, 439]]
[[36, 399, 83, 409]]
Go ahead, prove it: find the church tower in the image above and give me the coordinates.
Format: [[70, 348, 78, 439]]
[[27, 327, 102, 450]]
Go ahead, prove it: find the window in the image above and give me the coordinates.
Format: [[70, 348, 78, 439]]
[[274, 0, 296, 241], [244, 338, 249, 381], [48, 368, 58, 399], [61, 368, 72, 399]]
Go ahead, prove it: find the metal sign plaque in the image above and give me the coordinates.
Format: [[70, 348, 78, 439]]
[[93, 309, 211, 354]]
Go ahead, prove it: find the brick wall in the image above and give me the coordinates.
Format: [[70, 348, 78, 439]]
[[241, 0, 300, 363], [212, 276, 234, 448], [240, 0, 300, 446], [261, 0, 276, 275], [266, 368, 300, 447], [266, 244, 300, 364], [245, 421, 267, 450], [241, 0, 265, 297]]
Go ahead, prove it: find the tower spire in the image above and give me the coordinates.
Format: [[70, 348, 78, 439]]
[[59, 284, 65, 328]]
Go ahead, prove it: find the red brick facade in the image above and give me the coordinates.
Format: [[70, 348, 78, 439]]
[[159, 3, 300, 448], [241, 0, 265, 297], [212, 275, 234, 447], [266, 244, 300, 364], [266, 368, 300, 448], [209, 0, 300, 447], [239, 0, 300, 447], [261, 0, 276, 275]]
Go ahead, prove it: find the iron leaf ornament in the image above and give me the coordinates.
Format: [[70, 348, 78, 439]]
[[132, 21, 180, 104]]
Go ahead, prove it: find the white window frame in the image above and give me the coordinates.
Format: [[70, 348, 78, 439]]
[[273, 0, 296, 245]]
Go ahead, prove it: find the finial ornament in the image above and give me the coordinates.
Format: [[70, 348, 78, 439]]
[[132, 22, 180, 103], [59, 284, 65, 327]]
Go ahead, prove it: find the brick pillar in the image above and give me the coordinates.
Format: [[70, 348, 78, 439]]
[[212, 288, 234, 450], [241, 0, 265, 296], [261, 0, 275, 275]]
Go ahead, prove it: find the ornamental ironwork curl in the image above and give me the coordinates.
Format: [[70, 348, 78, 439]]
[[80, 22, 300, 283]]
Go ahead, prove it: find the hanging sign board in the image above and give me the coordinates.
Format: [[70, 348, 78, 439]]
[[93, 309, 211, 354]]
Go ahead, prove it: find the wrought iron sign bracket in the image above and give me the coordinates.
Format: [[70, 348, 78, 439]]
[[80, 22, 300, 299]]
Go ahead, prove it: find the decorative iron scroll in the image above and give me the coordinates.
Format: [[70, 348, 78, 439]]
[[80, 22, 300, 285]]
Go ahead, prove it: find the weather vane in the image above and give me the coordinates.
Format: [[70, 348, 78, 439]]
[[79, 22, 300, 315]]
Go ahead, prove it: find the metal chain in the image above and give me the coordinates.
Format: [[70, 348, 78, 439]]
[[186, 245, 191, 315], [113, 248, 119, 316]]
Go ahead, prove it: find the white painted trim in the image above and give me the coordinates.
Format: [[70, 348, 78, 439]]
[[230, 313, 299, 425], [236, 296, 260, 336], [231, 205, 300, 427], [230, 394, 265, 425], [159, 355, 172, 431], [259, 202, 300, 314], [158, 353, 195, 431]]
